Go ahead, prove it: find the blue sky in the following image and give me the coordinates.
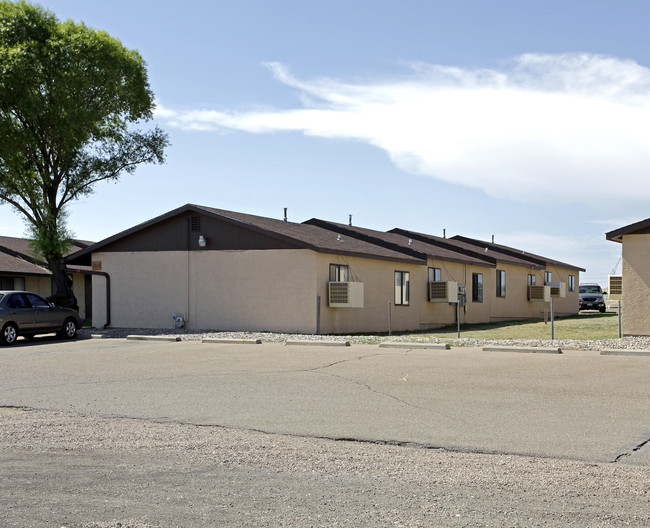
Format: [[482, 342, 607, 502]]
[[4, 0, 649, 285]]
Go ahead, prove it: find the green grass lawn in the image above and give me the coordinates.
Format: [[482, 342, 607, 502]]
[[411, 312, 620, 341]]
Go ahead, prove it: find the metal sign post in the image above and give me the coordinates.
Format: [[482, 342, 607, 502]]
[[550, 297, 555, 341]]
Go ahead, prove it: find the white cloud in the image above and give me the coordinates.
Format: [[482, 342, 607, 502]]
[[155, 54, 650, 204]]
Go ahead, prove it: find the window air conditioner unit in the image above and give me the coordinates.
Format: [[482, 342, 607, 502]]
[[549, 281, 566, 298], [528, 285, 551, 302], [428, 281, 458, 302], [328, 282, 364, 308], [608, 275, 622, 300]]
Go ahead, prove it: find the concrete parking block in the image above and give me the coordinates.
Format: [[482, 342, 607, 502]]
[[126, 335, 181, 342], [379, 342, 450, 350], [202, 338, 262, 345], [601, 349, 650, 356], [482, 345, 562, 354], [285, 340, 351, 347]]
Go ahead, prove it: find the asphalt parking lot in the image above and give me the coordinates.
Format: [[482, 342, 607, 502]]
[[2, 336, 650, 527], [1, 336, 648, 465]]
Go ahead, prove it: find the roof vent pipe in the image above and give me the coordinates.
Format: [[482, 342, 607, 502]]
[[492, 235, 495, 244], [349, 214, 352, 226], [443, 229, 446, 239], [284, 208, 287, 222]]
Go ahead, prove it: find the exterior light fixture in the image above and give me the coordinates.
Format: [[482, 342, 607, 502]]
[[198, 235, 207, 247]]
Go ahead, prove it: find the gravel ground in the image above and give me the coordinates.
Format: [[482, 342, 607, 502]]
[[1, 407, 649, 528], [84, 327, 650, 351]]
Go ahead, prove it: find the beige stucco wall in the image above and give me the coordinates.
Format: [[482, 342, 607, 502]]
[[71, 273, 87, 320], [24, 276, 52, 298], [476, 265, 579, 323], [317, 254, 428, 334], [91, 248, 580, 334], [189, 249, 317, 332], [92, 250, 318, 332], [316, 256, 497, 333], [620, 234, 650, 336], [544, 265, 580, 317], [486, 264, 541, 321]]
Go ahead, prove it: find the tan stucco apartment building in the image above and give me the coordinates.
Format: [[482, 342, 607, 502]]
[[606, 218, 650, 336], [66, 204, 584, 333]]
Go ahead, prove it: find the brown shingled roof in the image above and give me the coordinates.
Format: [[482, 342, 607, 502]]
[[450, 235, 585, 271], [65, 204, 426, 265], [0, 236, 93, 276], [189, 205, 426, 264], [194, 206, 414, 262], [64, 203, 584, 272], [304, 219, 495, 267]]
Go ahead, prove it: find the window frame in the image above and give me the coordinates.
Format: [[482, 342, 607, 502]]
[[0, 276, 25, 291], [394, 270, 410, 306], [329, 264, 350, 282], [496, 270, 506, 298], [568, 275, 576, 292], [544, 271, 552, 285], [527, 274, 536, 286], [472, 273, 483, 303], [428, 267, 441, 283]]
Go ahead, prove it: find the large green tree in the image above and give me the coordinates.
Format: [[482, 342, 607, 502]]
[[0, 1, 168, 306]]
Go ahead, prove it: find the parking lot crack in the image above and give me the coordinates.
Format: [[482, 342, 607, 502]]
[[613, 431, 650, 462], [304, 352, 385, 372], [307, 354, 468, 424]]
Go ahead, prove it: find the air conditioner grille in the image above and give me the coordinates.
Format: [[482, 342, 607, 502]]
[[549, 281, 566, 298], [329, 282, 350, 304], [428, 281, 458, 302], [430, 282, 448, 300], [328, 281, 364, 308], [529, 285, 550, 302], [609, 275, 622, 296]]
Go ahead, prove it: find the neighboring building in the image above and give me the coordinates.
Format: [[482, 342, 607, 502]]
[[65, 204, 584, 333], [606, 218, 650, 336], [446, 234, 582, 320], [306, 220, 582, 323], [0, 236, 93, 320]]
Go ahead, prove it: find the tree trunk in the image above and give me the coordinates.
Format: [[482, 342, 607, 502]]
[[47, 257, 78, 310]]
